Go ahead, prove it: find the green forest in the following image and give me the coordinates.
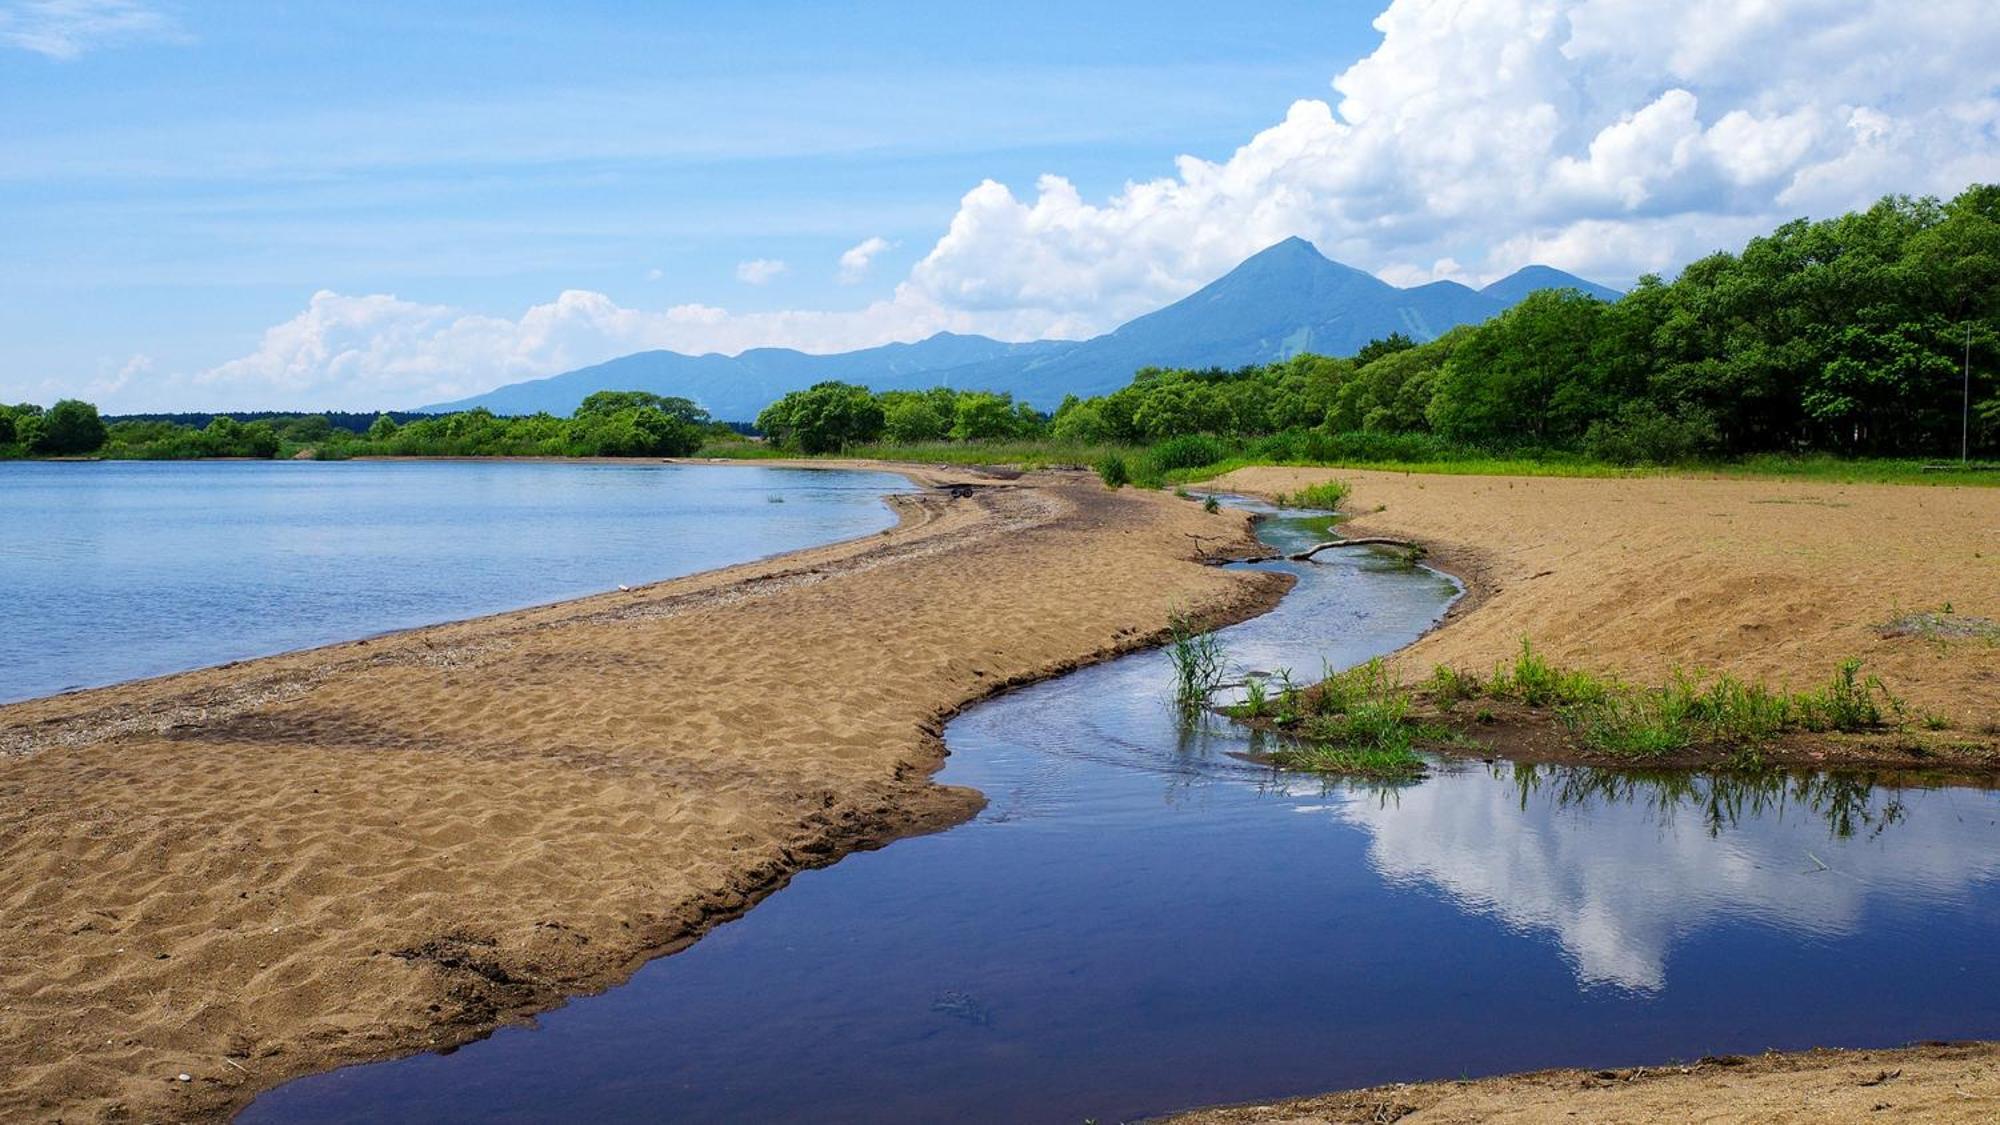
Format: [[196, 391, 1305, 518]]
[[0, 391, 727, 461], [6, 186, 1995, 477]]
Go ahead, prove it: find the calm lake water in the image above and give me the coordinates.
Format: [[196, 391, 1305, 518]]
[[0, 460, 910, 703], [246, 504, 2000, 1123]]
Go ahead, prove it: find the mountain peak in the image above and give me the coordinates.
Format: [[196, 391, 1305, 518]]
[[1244, 235, 1325, 263], [1480, 265, 1623, 303]]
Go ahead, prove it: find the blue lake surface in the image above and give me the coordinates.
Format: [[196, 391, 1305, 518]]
[[245, 503, 2000, 1124], [0, 460, 911, 703]]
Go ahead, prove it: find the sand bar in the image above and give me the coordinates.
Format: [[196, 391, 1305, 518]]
[[0, 466, 1280, 1121], [1209, 467, 2000, 732]]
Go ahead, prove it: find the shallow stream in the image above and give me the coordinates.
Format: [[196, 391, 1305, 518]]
[[244, 503, 2000, 1123]]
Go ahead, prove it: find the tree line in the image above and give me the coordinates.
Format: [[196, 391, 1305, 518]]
[[0, 392, 728, 460], [754, 185, 1997, 464]]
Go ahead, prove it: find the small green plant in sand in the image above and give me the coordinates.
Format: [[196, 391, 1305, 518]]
[[1241, 674, 1269, 718], [1166, 613, 1227, 719], [1427, 664, 1483, 705], [1202, 494, 1222, 513], [1484, 639, 1612, 708], [1277, 479, 1351, 511], [1272, 668, 1302, 725], [1794, 658, 1900, 732]]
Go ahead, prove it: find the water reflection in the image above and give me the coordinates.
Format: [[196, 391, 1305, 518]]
[[1511, 763, 1912, 840], [1323, 762, 2000, 992]]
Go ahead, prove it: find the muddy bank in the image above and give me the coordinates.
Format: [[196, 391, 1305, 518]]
[[0, 468, 1280, 1122]]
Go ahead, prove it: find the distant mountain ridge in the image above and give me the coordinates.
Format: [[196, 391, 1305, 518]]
[[421, 239, 1620, 420]]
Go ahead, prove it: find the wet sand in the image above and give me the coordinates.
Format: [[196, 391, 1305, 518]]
[[0, 467, 1281, 1122]]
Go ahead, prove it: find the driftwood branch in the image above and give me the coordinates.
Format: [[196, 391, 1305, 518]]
[[1288, 537, 1423, 561], [1201, 536, 1426, 566]]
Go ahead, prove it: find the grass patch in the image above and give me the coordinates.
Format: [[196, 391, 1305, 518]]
[[1434, 641, 1904, 759], [1275, 479, 1351, 510], [1231, 658, 1437, 780], [1484, 640, 1614, 708]]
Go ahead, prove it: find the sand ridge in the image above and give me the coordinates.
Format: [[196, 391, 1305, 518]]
[[0, 467, 1283, 1122]]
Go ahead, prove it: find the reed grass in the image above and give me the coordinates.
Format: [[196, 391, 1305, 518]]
[[1166, 613, 1226, 720]]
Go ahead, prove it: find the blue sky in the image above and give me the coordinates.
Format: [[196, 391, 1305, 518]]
[[1, 1, 1377, 406], [2, 0, 1995, 410]]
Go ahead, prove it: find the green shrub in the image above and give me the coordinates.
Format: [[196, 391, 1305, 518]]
[[1095, 452, 1130, 489], [1146, 433, 1229, 473], [1581, 403, 1720, 465]]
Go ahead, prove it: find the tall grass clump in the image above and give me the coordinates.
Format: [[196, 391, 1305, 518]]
[[1145, 433, 1230, 475], [1166, 613, 1227, 719], [1095, 452, 1131, 489], [1277, 479, 1351, 511], [1795, 658, 1900, 731]]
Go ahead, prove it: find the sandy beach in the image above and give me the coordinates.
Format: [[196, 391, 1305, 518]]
[[0, 466, 1280, 1121]]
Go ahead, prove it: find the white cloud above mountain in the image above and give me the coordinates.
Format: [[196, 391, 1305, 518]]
[[838, 237, 892, 283], [188, 0, 2000, 409]]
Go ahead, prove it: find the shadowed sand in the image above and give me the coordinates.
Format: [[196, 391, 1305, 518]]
[[0, 467, 1283, 1122]]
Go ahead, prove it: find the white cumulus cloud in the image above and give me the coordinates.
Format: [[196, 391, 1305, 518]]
[[185, 287, 995, 409], [837, 236, 892, 283], [903, 0, 2000, 321], [734, 258, 788, 285], [0, 0, 182, 59], [190, 0, 2000, 409]]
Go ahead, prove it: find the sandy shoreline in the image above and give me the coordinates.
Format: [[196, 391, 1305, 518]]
[[0, 466, 1282, 1121], [8, 460, 1998, 1122]]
